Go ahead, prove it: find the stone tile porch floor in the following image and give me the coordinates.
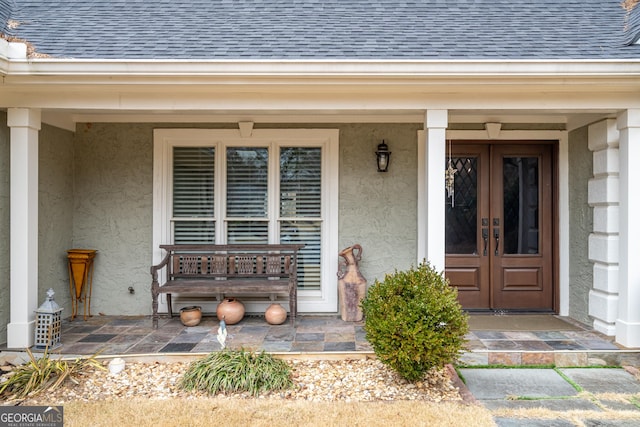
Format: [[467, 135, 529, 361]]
[[16, 313, 640, 366]]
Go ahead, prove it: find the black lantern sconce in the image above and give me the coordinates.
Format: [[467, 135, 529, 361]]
[[376, 140, 391, 172]]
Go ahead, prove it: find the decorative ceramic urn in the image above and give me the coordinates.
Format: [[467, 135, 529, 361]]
[[265, 303, 287, 325], [337, 244, 367, 322], [216, 298, 245, 325], [179, 306, 202, 327]]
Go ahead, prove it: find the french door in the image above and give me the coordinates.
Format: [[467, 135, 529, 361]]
[[445, 142, 555, 311], [153, 129, 340, 313]]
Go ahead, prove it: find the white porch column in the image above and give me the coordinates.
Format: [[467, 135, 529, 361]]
[[423, 110, 448, 272], [587, 119, 619, 336], [616, 109, 640, 348], [7, 108, 41, 349]]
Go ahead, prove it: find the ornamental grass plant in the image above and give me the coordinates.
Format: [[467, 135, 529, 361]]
[[362, 261, 469, 382], [180, 348, 293, 396], [0, 347, 103, 399]]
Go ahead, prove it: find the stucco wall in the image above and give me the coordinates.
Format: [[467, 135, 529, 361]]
[[568, 125, 593, 324], [337, 123, 421, 286], [72, 122, 421, 315], [0, 113, 9, 344], [72, 123, 155, 315], [39, 124, 75, 315], [3, 119, 594, 322]]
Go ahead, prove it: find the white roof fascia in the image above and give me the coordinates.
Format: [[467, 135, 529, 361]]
[[4, 58, 640, 80], [2, 57, 639, 118], [0, 39, 28, 75]]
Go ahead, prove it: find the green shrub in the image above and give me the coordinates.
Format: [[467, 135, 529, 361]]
[[180, 349, 292, 396], [361, 261, 469, 382]]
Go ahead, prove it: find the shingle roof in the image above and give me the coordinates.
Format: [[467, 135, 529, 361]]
[[0, 0, 12, 33], [624, 2, 640, 46], [2, 0, 639, 60]]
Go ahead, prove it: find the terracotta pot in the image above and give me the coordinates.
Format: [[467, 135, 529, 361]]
[[265, 303, 287, 325], [179, 306, 202, 327], [216, 298, 245, 325]]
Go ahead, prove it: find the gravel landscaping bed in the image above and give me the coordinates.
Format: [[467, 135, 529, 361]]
[[6, 358, 462, 405]]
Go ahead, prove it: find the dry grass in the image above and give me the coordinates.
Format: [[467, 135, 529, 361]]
[[623, 0, 640, 11], [63, 398, 495, 427]]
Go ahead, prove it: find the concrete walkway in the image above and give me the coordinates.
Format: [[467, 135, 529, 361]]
[[459, 367, 640, 426]]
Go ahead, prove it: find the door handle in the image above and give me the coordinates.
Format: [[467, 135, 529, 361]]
[[493, 228, 500, 256], [481, 218, 489, 256], [482, 228, 489, 256]]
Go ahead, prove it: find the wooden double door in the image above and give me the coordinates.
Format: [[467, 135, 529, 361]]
[[445, 142, 556, 311]]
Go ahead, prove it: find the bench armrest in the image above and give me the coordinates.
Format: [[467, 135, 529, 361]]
[[150, 252, 171, 282]]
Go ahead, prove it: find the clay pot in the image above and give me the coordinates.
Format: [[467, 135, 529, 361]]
[[265, 303, 287, 325], [179, 306, 202, 327], [337, 244, 367, 322], [216, 298, 245, 325]]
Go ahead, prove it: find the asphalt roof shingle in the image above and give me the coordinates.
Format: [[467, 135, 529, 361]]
[[2, 0, 639, 60]]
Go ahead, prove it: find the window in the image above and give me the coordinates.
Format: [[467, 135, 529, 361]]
[[226, 147, 269, 244], [279, 147, 322, 290], [153, 129, 339, 312], [172, 146, 216, 244]]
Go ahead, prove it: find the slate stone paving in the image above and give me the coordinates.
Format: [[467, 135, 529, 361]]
[[14, 313, 632, 366], [159, 343, 196, 352], [78, 333, 117, 343]]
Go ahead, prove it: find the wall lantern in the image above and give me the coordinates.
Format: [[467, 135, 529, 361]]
[[34, 288, 63, 350], [376, 140, 391, 172]]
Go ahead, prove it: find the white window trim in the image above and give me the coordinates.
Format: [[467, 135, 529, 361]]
[[153, 128, 339, 313]]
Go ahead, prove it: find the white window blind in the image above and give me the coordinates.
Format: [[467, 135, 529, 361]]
[[226, 147, 269, 244], [280, 147, 322, 290], [172, 146, 215, 243]]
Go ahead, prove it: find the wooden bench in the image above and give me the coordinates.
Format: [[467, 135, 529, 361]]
[[150, 244, 304, 328]]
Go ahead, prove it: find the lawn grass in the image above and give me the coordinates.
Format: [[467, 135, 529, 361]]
[[63, 398, 495, 427]]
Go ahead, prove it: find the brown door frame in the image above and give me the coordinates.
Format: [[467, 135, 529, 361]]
[[445, 140, 559, 313]]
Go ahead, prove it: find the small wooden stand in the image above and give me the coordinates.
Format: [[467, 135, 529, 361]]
[[67, 249, 97, 321]]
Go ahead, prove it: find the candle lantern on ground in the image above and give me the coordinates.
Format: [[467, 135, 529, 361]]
[[34, 288, 63, 350]]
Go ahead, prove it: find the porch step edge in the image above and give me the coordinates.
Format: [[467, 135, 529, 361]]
[[459, 350, 640, 367]]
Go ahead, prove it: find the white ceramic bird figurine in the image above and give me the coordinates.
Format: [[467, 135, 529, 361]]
[[217, 316, 227, 349]]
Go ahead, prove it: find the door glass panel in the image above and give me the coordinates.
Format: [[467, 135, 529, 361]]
[[280, 220, 321, 290], [227, 221, 268, 244], [280, 147, 322, 291], [226, 147, 268, 217], [280, 147, 321, 217], [226, 147, 269, 244], [445, 157, 478, 255], [503, 157, 539, 255]]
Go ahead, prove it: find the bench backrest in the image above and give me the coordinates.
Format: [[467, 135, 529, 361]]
[[159, 244, 304, 280]]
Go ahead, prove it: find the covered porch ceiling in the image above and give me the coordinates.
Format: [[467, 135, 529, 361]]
[[1, 53, 639, 131], [35, 109, 617, 134]]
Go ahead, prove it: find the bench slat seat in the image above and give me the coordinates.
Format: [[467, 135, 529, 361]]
[[151, 244, 303, 328]]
